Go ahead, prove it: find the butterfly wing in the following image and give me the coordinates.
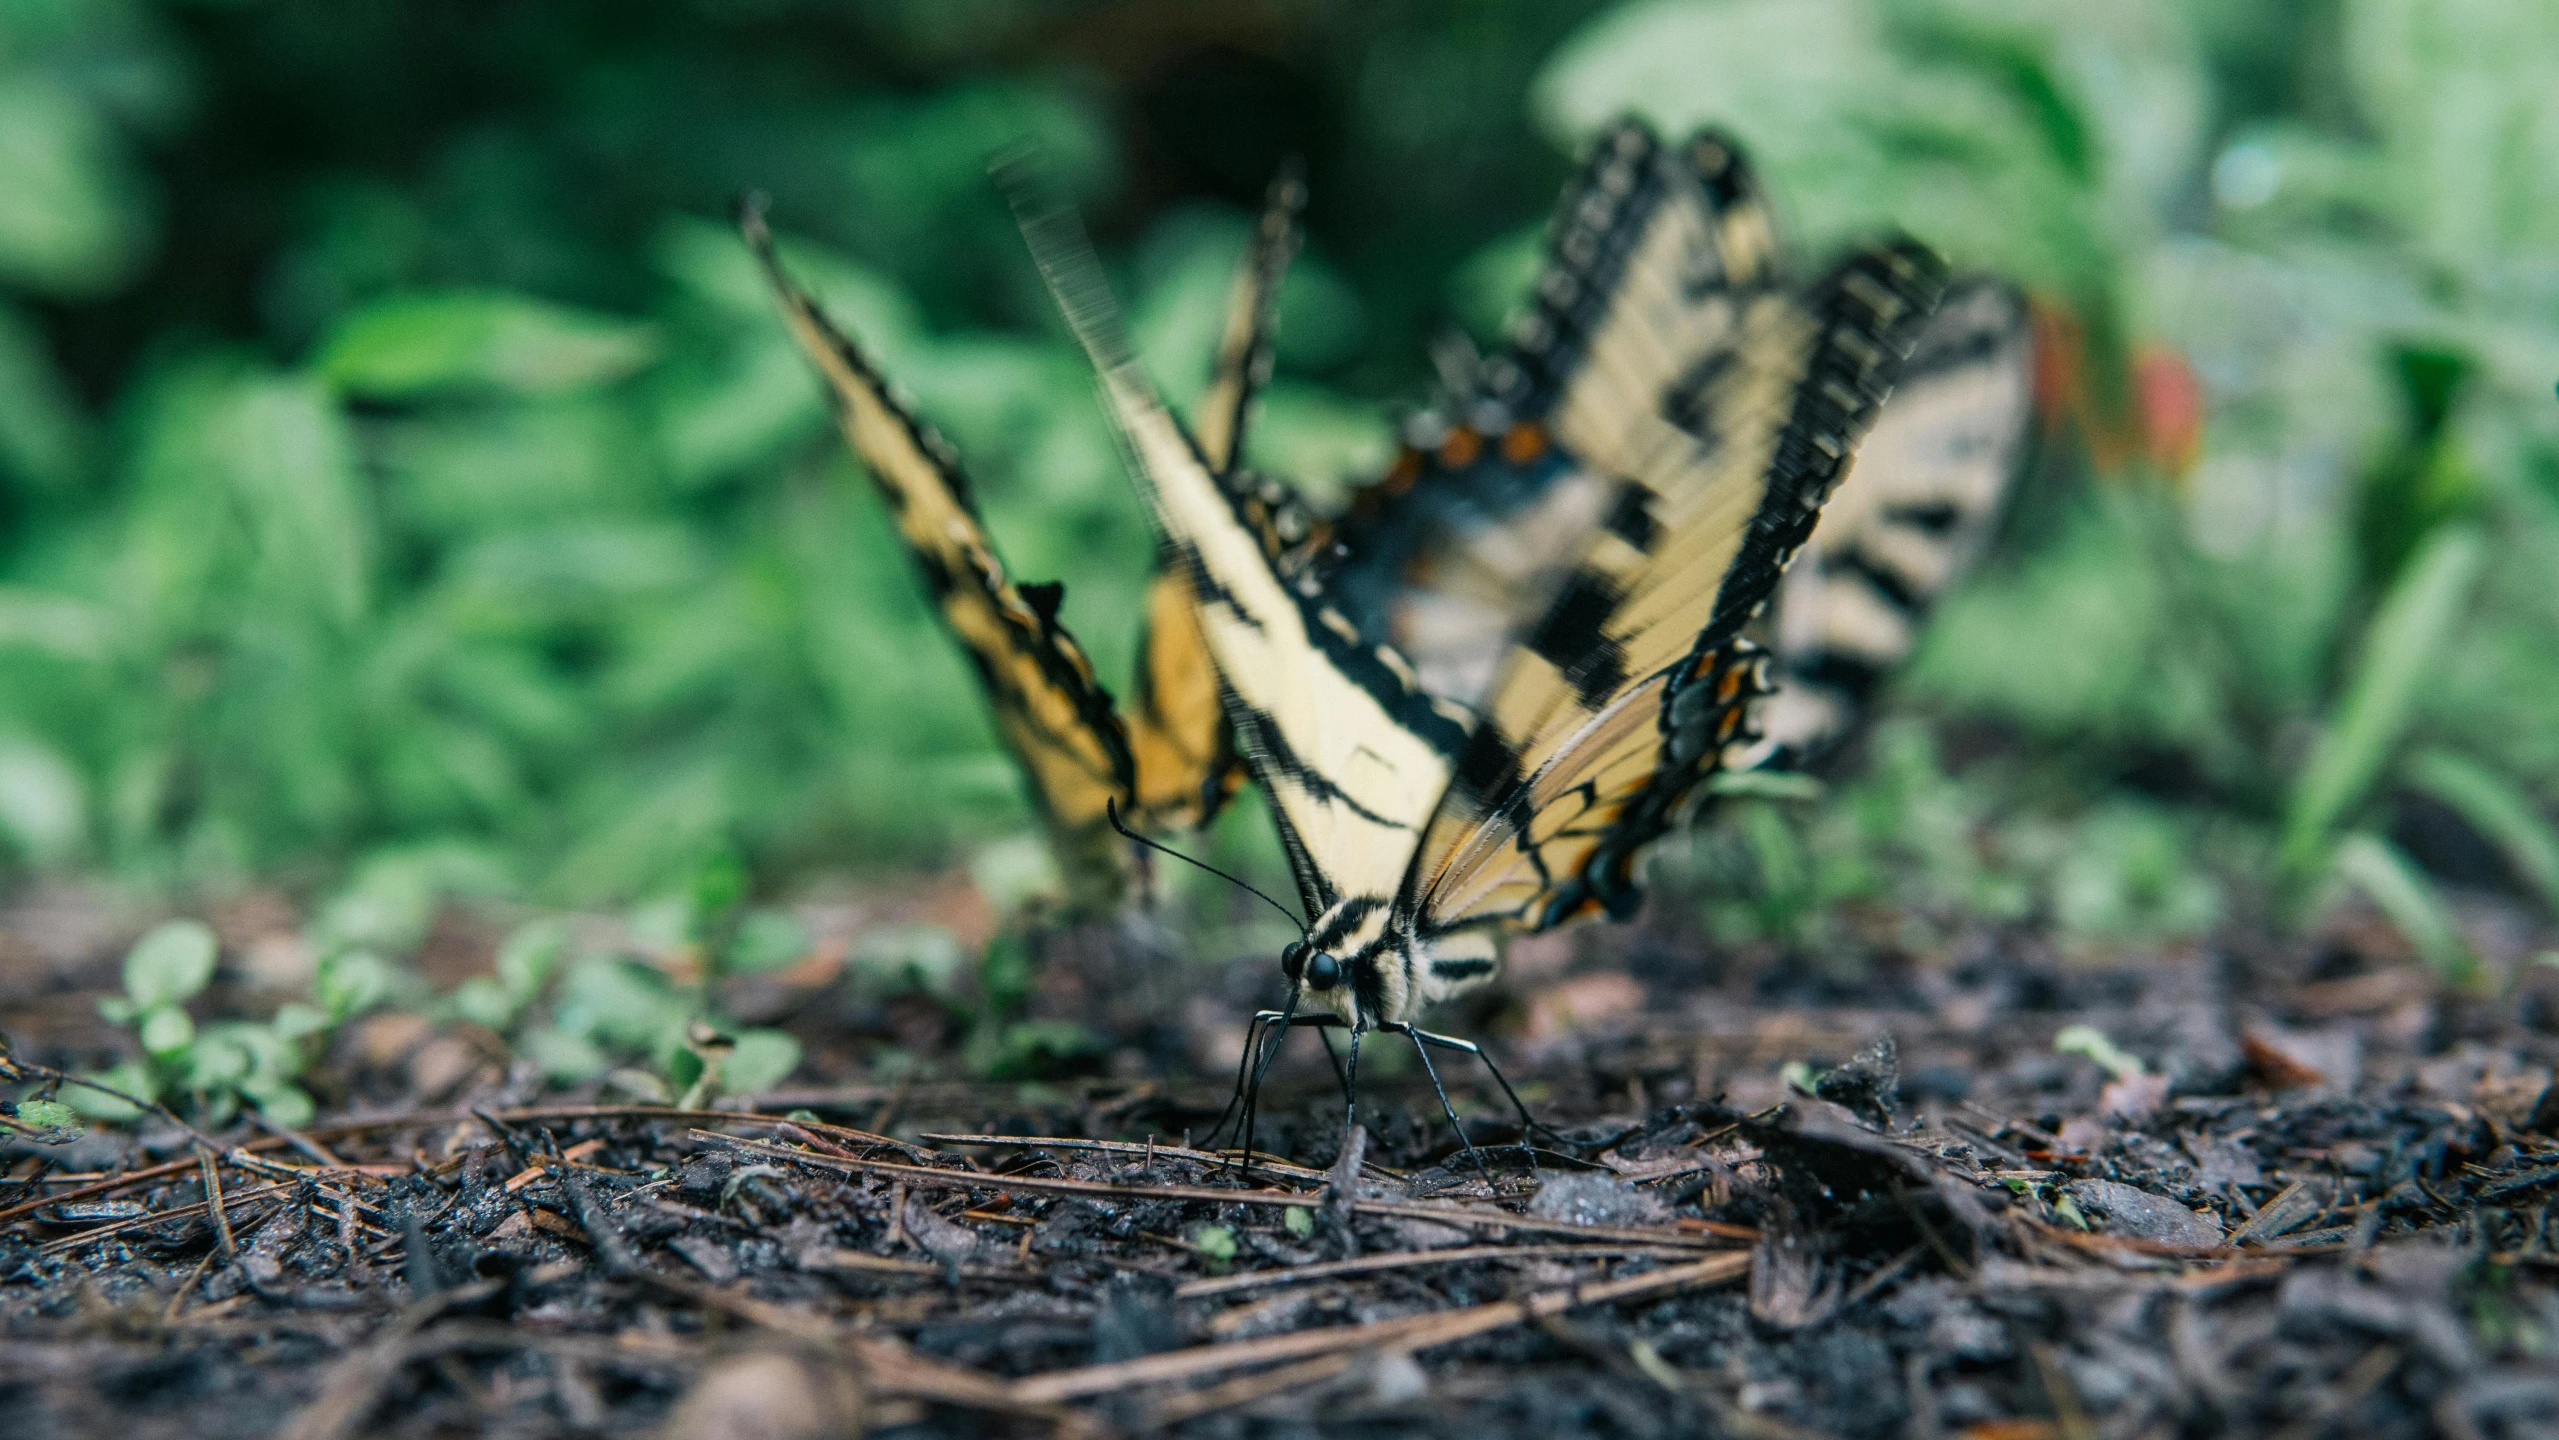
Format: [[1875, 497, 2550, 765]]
[[1122, 174, 1307, 832], [747, 210, 1137, 894], [1322, 120, 1786, 707], [1404, 241, 1948, 947], [1748, 278, 2037, 770], [1012, 188, 1472, 919]]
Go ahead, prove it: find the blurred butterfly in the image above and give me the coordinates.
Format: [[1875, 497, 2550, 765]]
[[1321, 128, 2037, 777], [745, 182, 1315, 907], [1010, 118, 1946, 1166]]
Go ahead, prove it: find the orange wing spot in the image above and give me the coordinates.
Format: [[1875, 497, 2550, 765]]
[[1500, 421, 1547, 465], [1384, 447, 1423, 494], [1437, 427, 1482, 469], [1716, 658, 1747, 702], [1716, 709, 1744, 741]]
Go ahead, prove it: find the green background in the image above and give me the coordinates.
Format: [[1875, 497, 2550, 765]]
[[2, 0, 2555, 968]]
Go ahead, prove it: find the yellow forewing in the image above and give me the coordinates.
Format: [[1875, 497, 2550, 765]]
[[1016, 193, 1467, 915], [1122, 174, 1307, 832], [747, 211, 1136, 897]]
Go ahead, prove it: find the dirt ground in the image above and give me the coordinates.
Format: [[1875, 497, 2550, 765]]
[[4, 877, 2558, 1439]]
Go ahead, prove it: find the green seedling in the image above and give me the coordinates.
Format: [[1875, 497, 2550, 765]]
[[73, 919, 369, 1129], [2052, 1024, 2145, 1082]]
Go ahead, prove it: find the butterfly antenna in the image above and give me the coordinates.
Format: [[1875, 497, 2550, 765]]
[[1107, 799, 1305, 935]]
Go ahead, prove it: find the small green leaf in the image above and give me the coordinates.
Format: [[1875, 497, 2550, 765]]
[[63, 1062, 154, 1120], [316, 949, 398, 1022], [2052, 1193, 2091, 1230], [243, 1081, 316, 1130], [10, 1098, 83, 1141], [2053, 1024, 2144, 1081], [725, 910, 812, 976], [137, 1003, 194, 1056], [270, 1002, 329, 1043], [316, 290, 658, 398], [450, 976, 515, 1032], [1283, 1206, 1316, 1238], [1189, 1223, 1239, 1268], [519, 1026, 609, 1083], [182, 1030, 254, 1090], [124, 920, 218, 1009], [721, 1028, 803, 1095], [495, 919, 571, 999]]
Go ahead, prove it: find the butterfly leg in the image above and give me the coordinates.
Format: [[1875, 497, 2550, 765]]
[[1384, 1022, 1491, 1186], [1313, 1023, 1356, 1109], [1340, 1022, 1366, 1153], [1203, 1008, 1284, 1152], [1231, 1005, 1349, 1177], [1237, 995, 1300, 1179], [1409, 1026, 1552, 1163]]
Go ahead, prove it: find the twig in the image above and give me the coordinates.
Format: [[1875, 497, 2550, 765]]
[[708, 1131, 1737, 1250], [197, 1146, 240, 1265], [797, 1246, 1016, 1283], [552, 1169, 639, 1277], [39, 1179, 297, 1255], [281, 1304, 692, 1440], [246, 1109, 348, 1167], [1148, 1352, 1361, 1425], [1009, 1251, 1752, 1404], [641, 1272, 1089, 1428], [162, 1246, 221, 1326], [1176, 1242, 1696, 1298], [922, 1132, 1404, 1184]]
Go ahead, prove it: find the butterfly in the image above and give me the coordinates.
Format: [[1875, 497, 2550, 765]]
[[1319, 133, 2037, 777], [1010, 118, 1948, 1164], [744, 184, 1316, 907]]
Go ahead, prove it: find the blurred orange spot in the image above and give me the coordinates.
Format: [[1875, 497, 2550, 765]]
[[1500, 421, 1546, 465], [2133, 344, 2204, 478], [1437, 427, 1482, 468]]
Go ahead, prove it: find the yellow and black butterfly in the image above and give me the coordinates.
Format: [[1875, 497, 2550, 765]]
[[1321, 127, 2037, 776], [1012, 118, 1946, 1163], [744, 183, 1314, 907]]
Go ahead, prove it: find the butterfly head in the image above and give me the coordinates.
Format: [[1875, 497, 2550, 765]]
[[1286, 896, 1412, 1027], [1280, 940, 1343, 994]]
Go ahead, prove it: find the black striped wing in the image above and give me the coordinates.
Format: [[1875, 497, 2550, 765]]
[[1321, 119, 1785, 708], [1014, 189, 1473, 920], [1122, 176, 1306, 832], [1748, 278, 2036, 770], [747, 209, 1139, 896], [1403, 242, 1948, 940]]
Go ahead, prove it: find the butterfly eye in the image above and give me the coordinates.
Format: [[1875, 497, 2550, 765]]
[[1280, 940, 1306, 980], [1303, 951, 1343, 991]]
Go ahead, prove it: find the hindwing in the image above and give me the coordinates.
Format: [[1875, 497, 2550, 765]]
[[1404, 241, 1948, 940], [1747, 278, 2036, 770]]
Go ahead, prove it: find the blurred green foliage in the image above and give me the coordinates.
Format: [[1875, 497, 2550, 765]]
[[0, 0, 2551, 991]]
